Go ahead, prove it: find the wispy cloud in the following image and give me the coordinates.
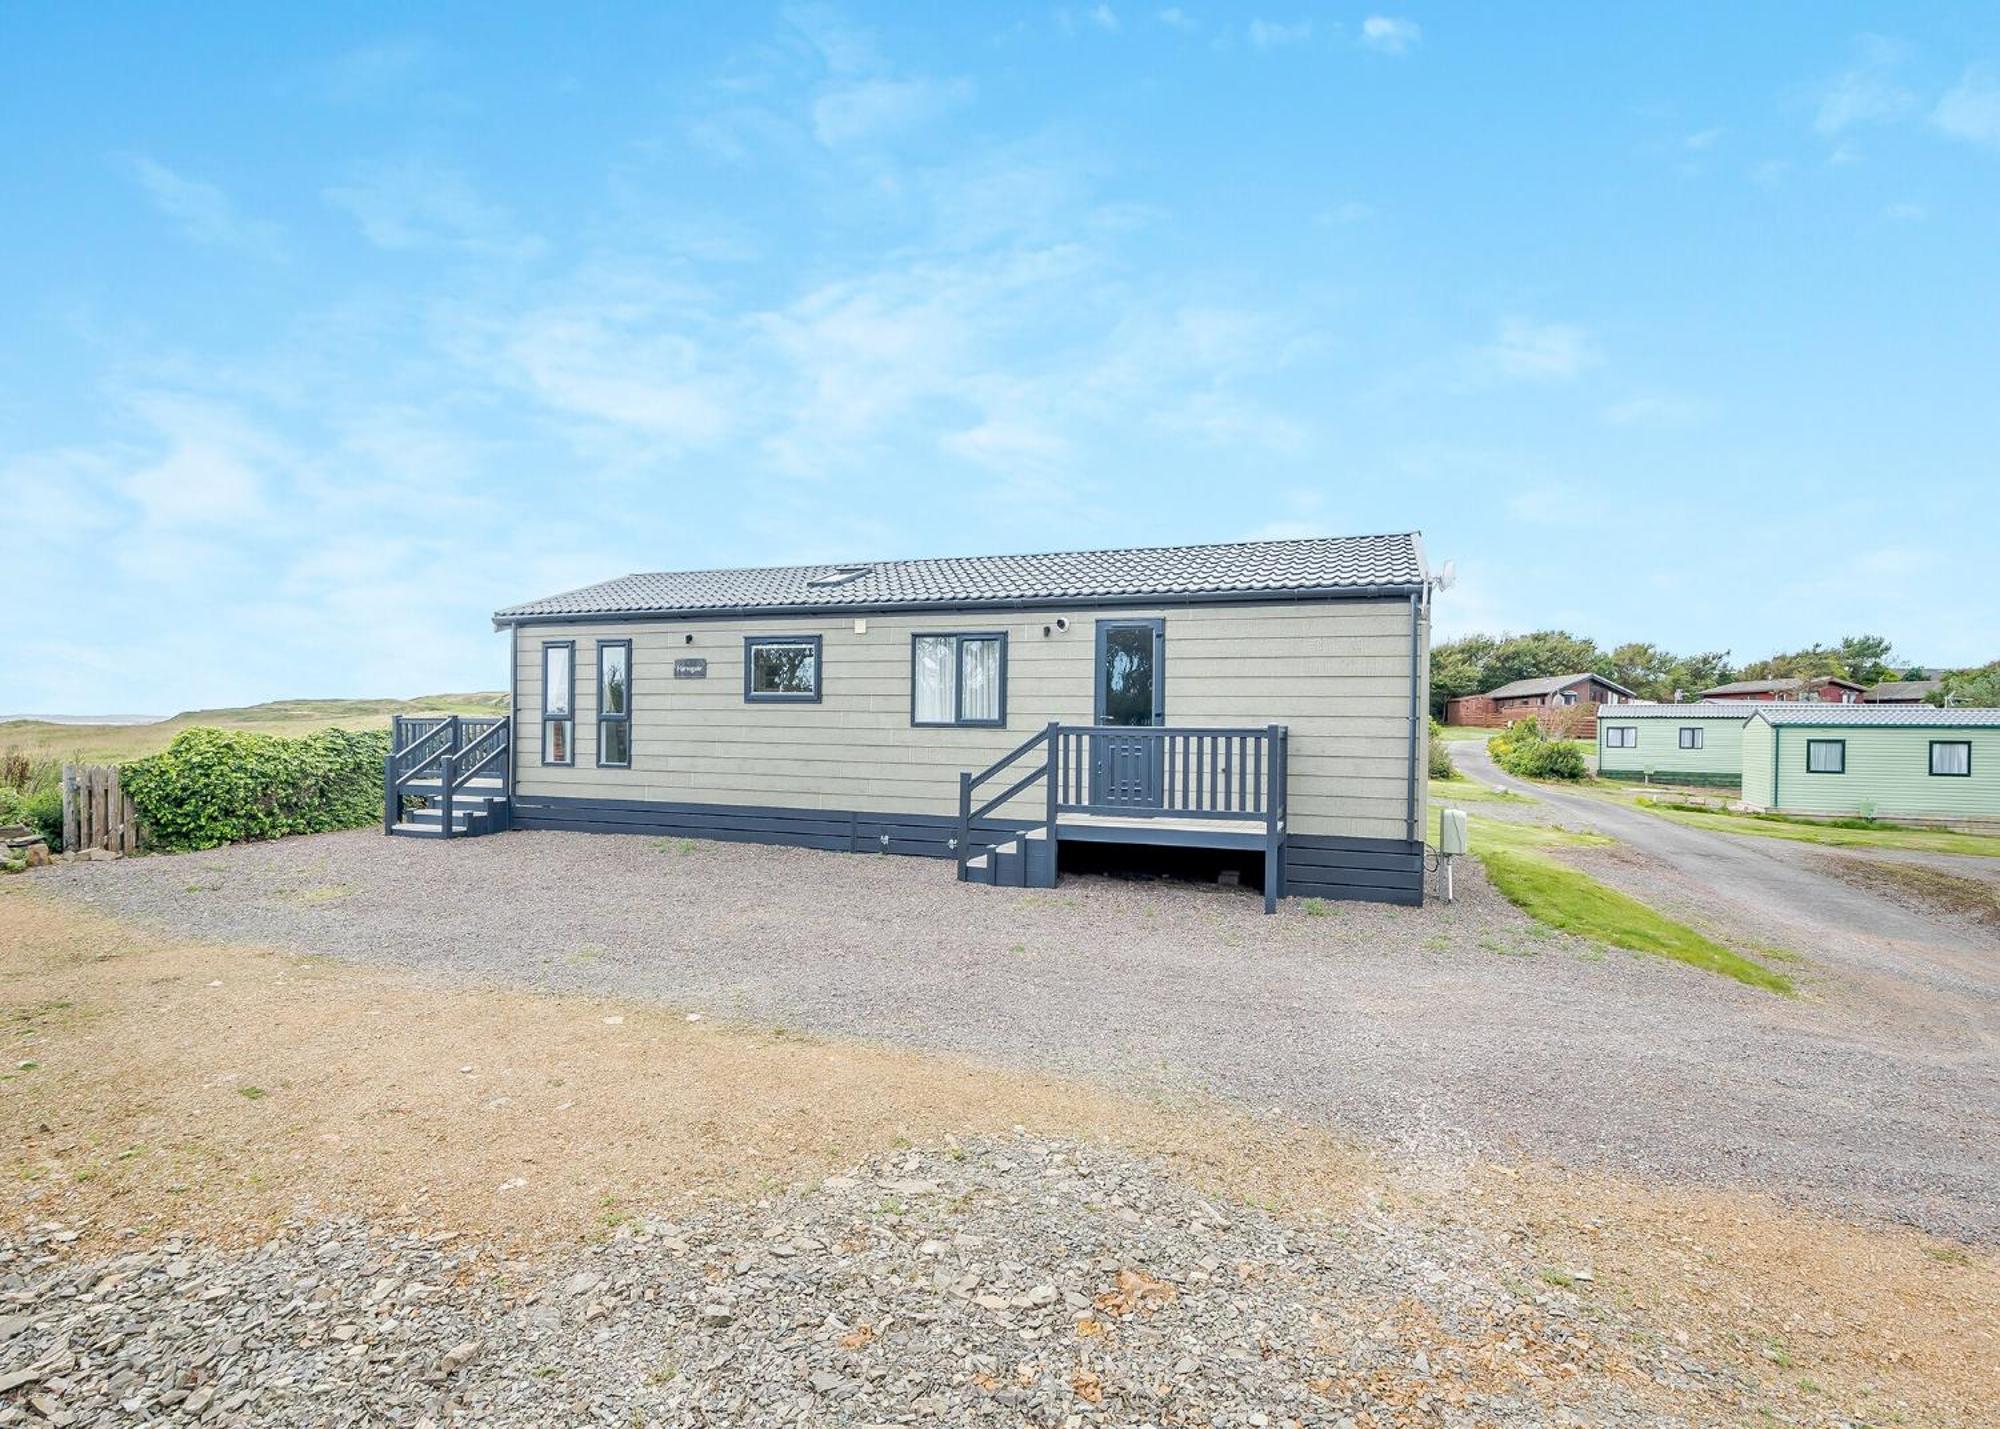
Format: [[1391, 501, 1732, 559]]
[[1813, 34, 1915, 136], [783, 5, 973, 147], [1933, 66, 2000, 151], [1156, 7, 1196, 33], [1359, 16, 1421, 56], [324, 158, 545, 259], [1883, 200, 1928, 222], [127, 157, 284, 261], [1247, 18, 1312, 50], [1478, 319, 1602, 382], [1601, 393, 1707, 427], [1683, 127, 1724, 151]]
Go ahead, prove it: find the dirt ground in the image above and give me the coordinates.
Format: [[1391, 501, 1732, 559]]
[[2, 888, 1997, 1426]]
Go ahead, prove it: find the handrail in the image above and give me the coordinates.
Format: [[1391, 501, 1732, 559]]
[[383, 714, 511, 837], [956, 724, 1056, 878], [451, 719, 510, 791]]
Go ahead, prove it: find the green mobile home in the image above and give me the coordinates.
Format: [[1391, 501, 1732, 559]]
[[1740, 705, 2000, 825], [1595, 703, 1756, 788]]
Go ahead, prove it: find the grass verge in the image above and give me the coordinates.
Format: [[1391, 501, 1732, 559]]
[[1427, 777, 1535, 805], [1820, 857, 2000, 928], [1639, 802, 2000, 859], [1478, 847, 1795, 995]]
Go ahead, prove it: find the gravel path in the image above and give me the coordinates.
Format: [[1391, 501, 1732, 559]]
[[0, 1137, 1709, 1427], [31, 815, 2000, 1243]]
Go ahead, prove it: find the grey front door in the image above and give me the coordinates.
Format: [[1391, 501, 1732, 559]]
[[1091, 618, 1165, 809]]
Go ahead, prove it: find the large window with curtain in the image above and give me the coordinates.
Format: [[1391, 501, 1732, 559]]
[[911, 633, 1006, 727], [596, 640, 631, 768], [1805, 739, 1845, 774], [1930, 741, 1971, 777], [541, 641, 574, 766]]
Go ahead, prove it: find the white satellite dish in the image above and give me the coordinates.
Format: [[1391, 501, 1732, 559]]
[[1434, 559, 1457, 592]]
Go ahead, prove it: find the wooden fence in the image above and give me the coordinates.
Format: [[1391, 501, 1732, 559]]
[[61, 764, 141, 856]]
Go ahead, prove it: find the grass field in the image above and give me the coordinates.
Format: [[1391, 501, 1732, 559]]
[[1430, 805, 1794, 994], [0, 693, 508, 765], [1637, 801, 2000, 860]]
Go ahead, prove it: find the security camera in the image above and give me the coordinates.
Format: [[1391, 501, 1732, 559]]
[[1054, 617, 1070, 632]]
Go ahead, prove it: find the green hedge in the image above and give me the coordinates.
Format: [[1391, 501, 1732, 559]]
[[122, 727, 392, 851], [1487, 718, 1588, 782]]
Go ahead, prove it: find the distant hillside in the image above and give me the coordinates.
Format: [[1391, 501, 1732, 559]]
[[1, 693, 509, 764]]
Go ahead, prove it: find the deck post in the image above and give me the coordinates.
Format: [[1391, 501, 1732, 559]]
[[439, 752, 456, 841], [382, 750, 397, 835], [1264, 723, 1283, 913], [1044, 723, 1059, 830], [956, 770, 972, 876]]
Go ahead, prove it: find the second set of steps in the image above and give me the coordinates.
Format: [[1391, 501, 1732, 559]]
[[958, 826, 1055, 888], [389, 774, 509, 838]]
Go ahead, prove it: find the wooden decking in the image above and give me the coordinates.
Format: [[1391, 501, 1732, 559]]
[[1056, 811, 1274, 849]]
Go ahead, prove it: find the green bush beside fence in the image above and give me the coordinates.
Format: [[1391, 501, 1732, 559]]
[[122, 727, 392, 851]]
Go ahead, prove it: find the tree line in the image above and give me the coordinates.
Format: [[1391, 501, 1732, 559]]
[[1430, 631, 1997, 715]]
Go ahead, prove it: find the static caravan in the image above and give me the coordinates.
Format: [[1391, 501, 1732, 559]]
[[384, 534, 1437, 909], [1739, 705, 2000, 826], [1595, 703, 1758, 788]]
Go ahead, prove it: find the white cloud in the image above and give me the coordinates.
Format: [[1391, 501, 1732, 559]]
[[1479, 319, 1602, 382], [1247, 18, 1312, 50], [1601, 394, 1706, 427], [1088, 4, 1121, 33], [1684, 127, 1724, 151], [1317, 199, 1376, 225], [1933, 67, 2000, 151], [1883, 200, 1928, 222], [118, 393, 280, 528], [324, 158, 545, 259], [1360, 16, 1421, 56], [812, 75, 972, 146], [127, 158, 284, 260], [1813, 35, 1914, 136], [1157, 7, 1196, 32]]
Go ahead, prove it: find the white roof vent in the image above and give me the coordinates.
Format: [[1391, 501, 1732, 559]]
[[805, 565, 874, 589]]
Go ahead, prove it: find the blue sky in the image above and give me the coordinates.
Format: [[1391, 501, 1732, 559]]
[[4, 3, 1998, 714]]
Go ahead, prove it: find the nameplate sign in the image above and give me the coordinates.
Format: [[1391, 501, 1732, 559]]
[[674, 658, 708, 678]]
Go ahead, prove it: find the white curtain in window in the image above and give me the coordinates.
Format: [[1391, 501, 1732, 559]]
[[960, 638, 1000, 722], [914, 637, 954, 723], [1933, 742, 1971, 776], [544, 646, 571, 716]]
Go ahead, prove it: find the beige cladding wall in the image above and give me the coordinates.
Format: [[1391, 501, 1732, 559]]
[[511, 597, 1424, 842]]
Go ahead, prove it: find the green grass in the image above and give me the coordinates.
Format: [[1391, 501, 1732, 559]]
[[1478, 848, 1794, 994], [1638, 802, 2000, 858], [0, 693, 507, 765], [1431, 808, 1794, 994], [1428, 777, 1535, 805]]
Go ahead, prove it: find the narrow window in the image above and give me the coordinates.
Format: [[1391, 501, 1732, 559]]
[[597, 640, 631, 768], [1806, 739, 1845, 774], [912, 633, 1007, 727], [1930, 741, 1972, 777], [1605, 726, 1637, 748], [542, 641, 574, 766], [745, 635, 822, 702], [1678, 727, 1704, 750]]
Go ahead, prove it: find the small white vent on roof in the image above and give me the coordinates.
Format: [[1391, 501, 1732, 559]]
[[806, 565, 874, 588]]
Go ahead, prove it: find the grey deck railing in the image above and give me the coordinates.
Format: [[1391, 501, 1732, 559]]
[[956, 723, 1290, 907], [383, 715, 511, 837]]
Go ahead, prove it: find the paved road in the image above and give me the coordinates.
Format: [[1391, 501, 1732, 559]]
[[1451, 741, 2000, 1009]]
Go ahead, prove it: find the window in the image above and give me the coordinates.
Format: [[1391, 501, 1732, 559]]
[[541, 641, 574, 766], [912, 633, 1007, 727], [1605, 726, 1637, 748], [1806, 738, 1845, 774], [1678, 727, 1704, 750], [597, 640, 631, 768], [744, 635, 822, 702], [1930, 741, 1972, 777]]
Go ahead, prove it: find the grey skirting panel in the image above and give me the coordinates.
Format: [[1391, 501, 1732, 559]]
[[510, 793, 1023, 861], [1282, 833, 1425, 907], [512, 793, 1427, 906]]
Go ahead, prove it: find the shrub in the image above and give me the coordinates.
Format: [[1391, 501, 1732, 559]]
[[122, 727, 393, 852], [1428, 719, 1457, 779], [1488, 717, 1588, 782], [20, 788, 63, 850]]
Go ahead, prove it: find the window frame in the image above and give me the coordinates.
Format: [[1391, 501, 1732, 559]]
[[541, 640, 575, 767], [1678, 726, 1704, 750], [1929, 740, 1973, 778], [743, 634, 824, 704], [1604, 725, 1637, 749], [595, 638, 632, 769], [1805, 738, 1846, 774], [909, 631, 1009, 729]]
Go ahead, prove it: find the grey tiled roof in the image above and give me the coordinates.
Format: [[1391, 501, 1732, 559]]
[[1700, 677, 1865, 696], [1597, 702, 1767, 719], [495, 533, 1427, 622], [1481, 672, 1635, 700], [1750, 704, 2000, 727], [1860, 680, 1945, 701]]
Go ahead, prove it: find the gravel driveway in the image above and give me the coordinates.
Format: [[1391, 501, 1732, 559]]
[[33, 811, 2000, 1243]]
